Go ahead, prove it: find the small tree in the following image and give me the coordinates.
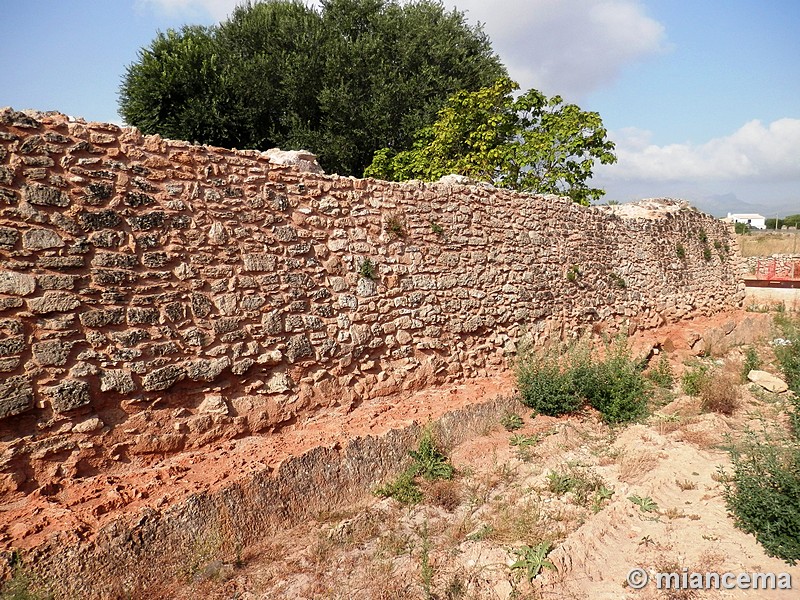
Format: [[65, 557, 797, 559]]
[[365, 78, 616, 205]]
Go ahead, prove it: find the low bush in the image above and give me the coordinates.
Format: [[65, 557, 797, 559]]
[[723, 429, 800, 565], [516, 337, 650, 424], [374, 428, 454, 504], [699, 368, 742, 416], [681, 362, 710, 396], [646, 354, 674, 388]]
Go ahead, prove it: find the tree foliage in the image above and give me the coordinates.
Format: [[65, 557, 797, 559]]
[[364, 77, 616, 204], [119, 0, 505, 177]]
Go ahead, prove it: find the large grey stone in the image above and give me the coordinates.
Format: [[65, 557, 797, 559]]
[[0, 271, 35, 296], [0, 376, 33, 419], [27, 292, 80, 314], [24, 184, 69, 207], [22, 228, 63, 250], [48, 380, 91, 413], [142, 365, 186, 392], [186, 357, 230, 382], [32, 339, 70, 366], [100, 369, 136, 393], [80, 308, 125, 328], [286, 334, 313, 362], [747, 370, 789, 393]]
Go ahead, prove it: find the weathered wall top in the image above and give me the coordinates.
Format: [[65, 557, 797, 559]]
[[0, 107, 743, 458]]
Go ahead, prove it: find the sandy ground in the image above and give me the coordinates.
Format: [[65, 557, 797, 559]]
[[149, 309, 799, 600]]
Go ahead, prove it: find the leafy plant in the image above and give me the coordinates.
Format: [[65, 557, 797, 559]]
[[500, 412, 524, 431], [681, 362, 710, 396], [742, 347, 762, 382], [385, 214, 406, 238], [698, 229, 708, 243], [702, 245, 712, 261], [429, 220, 444, 236], [374, 428, 454, 504], [610, 272, 627, 289], [409, 429, 455, 481], [358, 257, 377, 280], [675, 243, 686, 259], [566, 264, 581, 282], [510, 542, 556, 582], [374, 469, 423, 504], [646, 354, 674, 388], [366, 77, 617, 204], [723, 428, 800, 564], [628, 494, 659, 513]]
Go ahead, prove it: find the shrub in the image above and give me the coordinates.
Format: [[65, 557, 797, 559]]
[[723, 429, 800, 564], [646, 354, 674, 388], [516, 351, 583, 417], [500, 412, 524, 431], [358, 257, 376, 279], [681, 362, 710, 396], [577, 338, 650, 424], [741, 346, 761, 382], [516, 337, 650, 424], [702, 245, 712, 261], [699, 368, 741, 415], [676, 243, 686, 259]]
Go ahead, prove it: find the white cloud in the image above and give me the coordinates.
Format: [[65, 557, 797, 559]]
[[598, 118, 800, 182], [136, 0, 242, 21], [453, 0, 668, 99]]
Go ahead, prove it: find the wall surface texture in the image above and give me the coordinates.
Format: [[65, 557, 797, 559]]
[[0, 107, 743, 454]]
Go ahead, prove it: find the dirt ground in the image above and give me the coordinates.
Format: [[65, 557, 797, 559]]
[[149, 308, 799, 600]]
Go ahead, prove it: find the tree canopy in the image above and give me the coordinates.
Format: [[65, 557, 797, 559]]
[[119, 0, 506, 177], [364, 78, 617, 205]]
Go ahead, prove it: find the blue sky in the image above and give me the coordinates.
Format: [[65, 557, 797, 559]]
[[1, 0, 798, 216]]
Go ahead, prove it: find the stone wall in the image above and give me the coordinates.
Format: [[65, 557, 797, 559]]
[[0, 108, 743, 445]]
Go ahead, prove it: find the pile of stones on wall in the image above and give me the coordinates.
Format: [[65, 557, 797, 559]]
[[0, 108, 743, 445]]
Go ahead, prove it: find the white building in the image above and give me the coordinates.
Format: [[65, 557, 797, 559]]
[[724, 213, 767, 229]]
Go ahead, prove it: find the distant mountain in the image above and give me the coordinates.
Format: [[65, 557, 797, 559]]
[[683, 194, 798, 219]]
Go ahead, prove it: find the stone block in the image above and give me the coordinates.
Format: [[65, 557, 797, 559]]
[[79, 308, 125, 328], [37, 256, 84, 269], [286, 334, 313, 362], [243, 253, 277, 272], [79, 210, 121, 231], [100, 369, 135, 393], [48, 380, 91, 413], [22, 228, 63, 250], [141, 365, 186, 392], [186, 357, 230, 382], [32, 339, 70, 366], [92, 252, 139, 269], [0, 271, 36, 296], [27, 292, 80, 314], [127, 307, 160, 325], [0, 376, 33, 419], [0, 227, 19, 248], [24, 184, 69, 207], [0, 335, 25, 357]]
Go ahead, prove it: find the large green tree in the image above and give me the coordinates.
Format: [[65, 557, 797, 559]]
[[365, 78, 617, 204], [119, 0, 505, 176]]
